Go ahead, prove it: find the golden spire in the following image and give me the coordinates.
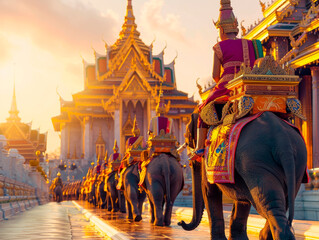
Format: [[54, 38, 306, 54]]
[[7, 81, 21, 123], [95, 128, 105, 144], [120, 0, 140, 38]]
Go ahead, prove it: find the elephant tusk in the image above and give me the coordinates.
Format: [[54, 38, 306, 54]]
[[177, 143, 188, 154]]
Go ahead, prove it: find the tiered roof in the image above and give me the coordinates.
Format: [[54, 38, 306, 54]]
[[52, 0, 197, 132], [242, 0, 319, 68], [0, 85, 47, 163]]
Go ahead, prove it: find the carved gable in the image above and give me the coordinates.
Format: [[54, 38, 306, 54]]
[[124, 75, 147, 93], [5, 123, 26, 140]]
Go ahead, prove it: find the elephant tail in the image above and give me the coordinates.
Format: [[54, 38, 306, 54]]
[[278, 141, 296, 227], [164, 157, 172, 207]]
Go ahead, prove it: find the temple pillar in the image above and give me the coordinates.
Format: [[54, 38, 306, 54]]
[[299, 75, 313, 169], [114, 109, 121, 151], [84, 117, 92, 164], [311, 66, 319, 168], [60, 123, 67, 160]]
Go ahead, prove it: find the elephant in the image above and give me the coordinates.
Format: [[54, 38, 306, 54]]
[[179, 111, 308, 240], [143, 153, 184, 226], [54, 185, 63, 203], [97, 176, 107, 208], [121, 163, 146, 221], [105, 171, 126, 213]]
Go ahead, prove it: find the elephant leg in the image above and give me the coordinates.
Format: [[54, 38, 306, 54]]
[[107, 195, 112, 211], [202, 162, 226, 240], [118, 191, 126, 213], [126, 200, 133, 220], [228, 201, 251, 240], [137, 191, 146, 219], [250, 177, 294, 240], [149, 182, 165, 226], [148, 198, 155, 224], [126, 185, 142, 221], [259, 220, 273, 240]]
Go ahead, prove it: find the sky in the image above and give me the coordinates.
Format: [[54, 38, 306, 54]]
[[0, 0, 263, 155]]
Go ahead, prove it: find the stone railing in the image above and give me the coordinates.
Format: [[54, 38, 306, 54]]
[[0, 175, 41, 220], [0, 136, 49, 220], [304, 168, 319, 190]]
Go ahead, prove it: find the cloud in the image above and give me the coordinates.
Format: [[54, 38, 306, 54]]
[[0, 0, 119, 56], [0, 33, 13, 64], [141, 0, 188, 45]]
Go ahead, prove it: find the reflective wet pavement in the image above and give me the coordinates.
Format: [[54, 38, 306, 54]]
[[0, 202, 107, 240], [75, 201, 259, 240]]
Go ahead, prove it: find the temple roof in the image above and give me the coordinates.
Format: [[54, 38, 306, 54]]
[[52, 0, 197, 131]]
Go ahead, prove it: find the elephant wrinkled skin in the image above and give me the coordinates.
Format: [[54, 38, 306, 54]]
[[179, 112, 307, 240], [105, 171, 126, 213], [144, 153, 184, 226], [122, 163, 146, 221]]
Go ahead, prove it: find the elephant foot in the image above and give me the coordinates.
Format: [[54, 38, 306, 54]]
[[112, 208, 119, 212], [134, 215, 142, 222], [154, 219, 164, 226], [150, 218, 155, 224], [164, 219, 171, 226]]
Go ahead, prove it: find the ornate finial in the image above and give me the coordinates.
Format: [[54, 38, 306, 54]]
[[214, 0, 238, 34], [196, 78, 203, 95], [132, 115, 140, 137], [113, 140, 119, 153], [162, 41, 167, 54], [150, 35, 156, 48], [91, 162, 94, 166], [57, 172, 61, 177], [173, 51, 178, 62], [259, 0, 266, 13], [240, 20, 247, 36]]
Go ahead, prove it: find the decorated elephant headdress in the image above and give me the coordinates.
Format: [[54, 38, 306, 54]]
[[213, 0, 239, 34], [113, 139, 119, 153], [156, 82, 170, 116]]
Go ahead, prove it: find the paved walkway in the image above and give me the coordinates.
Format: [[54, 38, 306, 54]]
[[74, 201, 258, 240], [0, 202, 107, 240], [1, 201, 317, 240]]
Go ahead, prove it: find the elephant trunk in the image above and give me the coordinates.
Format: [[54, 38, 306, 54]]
[[178, 160, 204, 230]]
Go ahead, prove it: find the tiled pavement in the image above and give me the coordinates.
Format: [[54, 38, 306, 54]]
[[0, 202, 108, 240], [74, 201, 259, 240]]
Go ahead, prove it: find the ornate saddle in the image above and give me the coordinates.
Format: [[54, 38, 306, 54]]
[[148, 129, 179, 160], [200, 55, 306, 126], [199, 56, 307, 184]]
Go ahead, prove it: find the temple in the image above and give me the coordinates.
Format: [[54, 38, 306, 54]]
[[0, 84, 47, 163], [52, 0, 197, 166], [241, 0, 319, 168]]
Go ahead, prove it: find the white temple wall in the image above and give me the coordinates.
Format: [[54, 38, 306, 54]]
[[68, 122, 82, 160]]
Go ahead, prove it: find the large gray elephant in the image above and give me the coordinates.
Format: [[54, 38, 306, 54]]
[[143, 153, 184, 226], [179, 111, 308, 240], [54, 185, 63, 203], [105, 171, 126, 213], [120, 163, 146, 221]]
